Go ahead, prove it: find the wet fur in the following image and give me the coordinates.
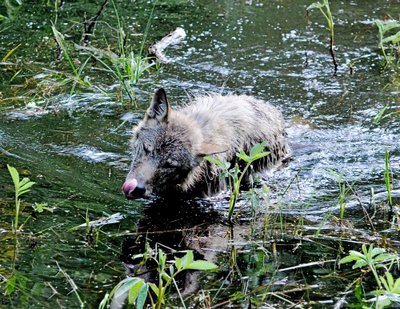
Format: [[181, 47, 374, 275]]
[[125, 89, 289, 198]]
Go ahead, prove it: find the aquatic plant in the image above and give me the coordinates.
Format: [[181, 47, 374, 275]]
[[384, 148, 393, 208], [328, 169, 351, 220], [340, 244, 399, 307], [53, 0, 158, 102], [100, 247, 217, 309], [93, 0, 158, 102], [307, 0, 338, 75], [6, 165, 52, 232], [205, 142, 271, 222], [0, 0, 22, 21], [51, 25, 92, 92], [7, 164, 36, 232], [375, 18, 400, 66]]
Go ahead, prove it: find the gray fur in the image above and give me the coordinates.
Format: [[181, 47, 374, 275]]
[[124, 89, 288, 198]]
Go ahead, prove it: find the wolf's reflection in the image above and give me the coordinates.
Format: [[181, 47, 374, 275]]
[[112, 199, 227, 308]]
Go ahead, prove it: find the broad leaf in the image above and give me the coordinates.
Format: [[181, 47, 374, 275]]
[[148, 282, 159, 297], [185, 260, 218, 271], [136, 283, 148, 309], [7, 164, 20, 189]]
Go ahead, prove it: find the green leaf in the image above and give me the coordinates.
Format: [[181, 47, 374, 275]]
[[381, 31, 400, 44], [175, 256, 182, 271], [7, 164, 20, 189], [98, 293, 110, 309], [2, 44, 21, 62], [18, 181, 36, 195], [161, 272, 170, 282], [33, 203, 53, 213], [339, 255, 357, 265], [353, 259, 368, 269], [181, 251, 194, 268], [374, 253, 396, 263], [251, 151, 270, 161], [127, 280, 144, 305], [136, 283, 148, 309], [185, 260, 218, 271], [204, 156, 230, 170], [307, 1, 324, 11], [148, 282, 159, 297], [371, 247, 387, 257], [114, 277, 142, 299], [249, 141, 267, 157]]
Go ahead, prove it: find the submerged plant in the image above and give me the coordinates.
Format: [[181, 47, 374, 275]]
[[307, 0, 338, 75], [205, 142, 271, 222], [100, 248, 217, 309]]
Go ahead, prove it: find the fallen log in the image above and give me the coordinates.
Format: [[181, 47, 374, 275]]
[[148, 27, 186, 63]]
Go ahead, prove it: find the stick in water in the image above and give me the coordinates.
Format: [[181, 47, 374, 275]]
[[148, 27, 186, 63]]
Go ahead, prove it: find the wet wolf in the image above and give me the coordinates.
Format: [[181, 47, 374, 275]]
[[122, 88, 288, 199]]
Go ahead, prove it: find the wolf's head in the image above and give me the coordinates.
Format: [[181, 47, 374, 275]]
[[122, 89, 220, 199]]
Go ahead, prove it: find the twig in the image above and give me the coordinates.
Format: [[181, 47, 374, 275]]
[[82, 0, 109, 46], [278, 259, 336, 272], [148, 27, 186, 63]]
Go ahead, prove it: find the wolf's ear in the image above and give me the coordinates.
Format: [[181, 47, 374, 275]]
[[147, 88, 170, 122]]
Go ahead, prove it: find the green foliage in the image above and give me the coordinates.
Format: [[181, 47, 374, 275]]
[[372, 272, 400, 304], [0, 0, 22, 21], [307, 0, 334, 35], [340, 244, 399, 308], [7, 164, 36, 232], [50, 0, 159, 102], [100, 248, 218, 309], [32, 202, 53, 213], [3, 271, 28, 296], [51, 25, 92, 91], [205, 142, 270, 222], [375, 18, 400, 65]]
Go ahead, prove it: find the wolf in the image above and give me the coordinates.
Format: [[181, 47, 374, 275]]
[[122, 88, 288, 199]]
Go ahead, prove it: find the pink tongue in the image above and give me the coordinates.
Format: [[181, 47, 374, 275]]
[[122, 179, 138, 197]]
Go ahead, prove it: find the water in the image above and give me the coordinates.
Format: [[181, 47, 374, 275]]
[[1, 0, 400, 307]]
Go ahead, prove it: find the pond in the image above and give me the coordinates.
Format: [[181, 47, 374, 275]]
[[1, 0, 400, 308]]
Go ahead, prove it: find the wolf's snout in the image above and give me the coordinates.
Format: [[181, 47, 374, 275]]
[[122, 179, 145, 199]]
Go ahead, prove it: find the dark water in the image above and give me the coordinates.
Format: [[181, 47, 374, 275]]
[[1, 0, 400, 307]]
